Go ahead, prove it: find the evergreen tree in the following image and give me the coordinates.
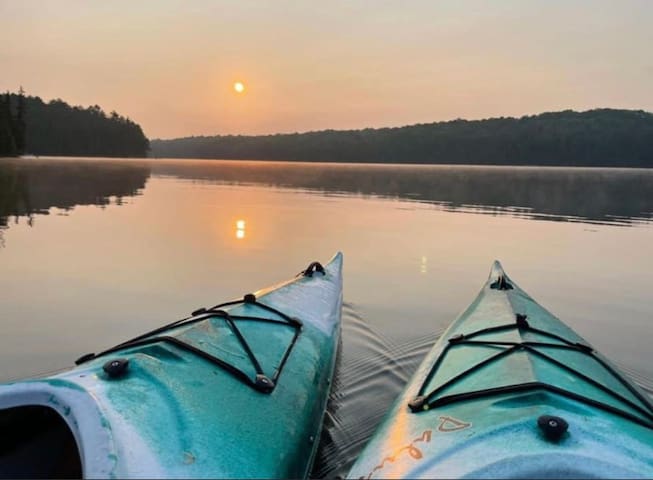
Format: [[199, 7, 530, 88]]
[[0, 94, 17, 156], [5, 91, 149, 157], [14, 87, 26, 155]]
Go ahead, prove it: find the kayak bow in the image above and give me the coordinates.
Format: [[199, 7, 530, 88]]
[[348, 261, 653, 479], [0, 253, 343, 479]]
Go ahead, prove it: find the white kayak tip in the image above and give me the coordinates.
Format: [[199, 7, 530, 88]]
[[298, 252, 343, 279], [326, 251, 344, 271], [490, 259, 506, 277], [488, 260, 514, 290]]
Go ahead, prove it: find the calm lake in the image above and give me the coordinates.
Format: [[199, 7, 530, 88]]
[[1, 157, 653, 477]]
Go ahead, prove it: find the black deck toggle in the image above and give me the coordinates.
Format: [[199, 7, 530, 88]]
[[302, 261, 326, 277], [254, 374, 276, 393], [449, 333, 466, 344], [408, 396, 429, 412], [516, 314, 529, 329], [537, 414, 568, 442], [491, 275, 514, 290], [103, 358, 130, 379]]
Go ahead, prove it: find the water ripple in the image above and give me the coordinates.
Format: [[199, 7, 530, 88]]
[[312, 303, 441, 479]]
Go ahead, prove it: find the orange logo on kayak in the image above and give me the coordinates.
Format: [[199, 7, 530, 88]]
[[360, 415, 471, 478], [438, 415, 471, 432], [360, 430, 432, 480]]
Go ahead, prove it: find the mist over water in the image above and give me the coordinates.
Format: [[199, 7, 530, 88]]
[[1, 157, 652, 477], [151, 160, 653, 226]]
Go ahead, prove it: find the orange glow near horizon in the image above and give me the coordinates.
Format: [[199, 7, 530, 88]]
[[2, 3, 651, 139]]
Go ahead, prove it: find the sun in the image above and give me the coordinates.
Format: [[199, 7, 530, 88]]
[[233, 82, 245, 93]]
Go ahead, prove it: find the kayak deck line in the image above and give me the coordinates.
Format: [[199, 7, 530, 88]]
[[408, 312, 653, 430], [74, 291, 308, 394]]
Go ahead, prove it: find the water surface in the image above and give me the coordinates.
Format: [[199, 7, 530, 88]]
[[1, 157, 652, 477]]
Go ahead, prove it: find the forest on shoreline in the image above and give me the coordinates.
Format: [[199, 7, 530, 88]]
[[0, 91, 149, 158], [151, 109, 653, 168], [4, 96, 653, 168]]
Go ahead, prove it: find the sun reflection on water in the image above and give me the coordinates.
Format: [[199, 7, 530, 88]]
[[236, 219, 246, 239]]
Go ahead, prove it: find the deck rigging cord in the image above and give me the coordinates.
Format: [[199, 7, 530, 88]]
[[75, 261, 327, 393], [408, 314, 653, 430]]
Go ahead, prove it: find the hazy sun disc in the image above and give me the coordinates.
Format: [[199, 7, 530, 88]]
[[234, 82, 245, 93]]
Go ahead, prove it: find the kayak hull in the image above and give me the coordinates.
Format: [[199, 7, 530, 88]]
[[348, 261, 653, 479], [0, 253, 343, 479]]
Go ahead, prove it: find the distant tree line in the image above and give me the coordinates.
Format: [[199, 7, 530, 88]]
[[0, 89, 26, 156], [0, 90, 149, 157], [151, 109, 653, 167]]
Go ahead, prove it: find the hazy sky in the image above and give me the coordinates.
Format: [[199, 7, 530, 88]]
[[2, 1, 652, 139]]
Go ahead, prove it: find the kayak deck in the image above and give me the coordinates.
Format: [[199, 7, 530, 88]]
[[409, 272, 653, 427], [0, 254, 343, 479], [348, 261, 653, 479]]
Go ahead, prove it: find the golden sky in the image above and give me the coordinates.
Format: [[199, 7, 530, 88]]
[[2, 0, 652, 139]]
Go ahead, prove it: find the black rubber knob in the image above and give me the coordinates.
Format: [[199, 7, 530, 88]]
[[103, 358, 130, 379], [254, 374, 275, 393], [537, 415, 568, 441]]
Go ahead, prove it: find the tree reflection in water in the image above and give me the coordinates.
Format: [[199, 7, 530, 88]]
[[0, 158, 150, 246], [153, 161, 653, 226]]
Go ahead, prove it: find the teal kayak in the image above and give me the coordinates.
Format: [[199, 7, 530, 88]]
[[0, 253, 343, 479], [348, 261, 653, 479]]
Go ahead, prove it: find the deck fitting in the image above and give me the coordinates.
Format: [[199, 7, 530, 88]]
[[103, 358, 130, 379]]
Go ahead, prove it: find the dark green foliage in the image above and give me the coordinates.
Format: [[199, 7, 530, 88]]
[[1, 91, 149, 157], [151, 109, 653, 167], [0, 92, 22, 156], [14, 88, 27, 155]]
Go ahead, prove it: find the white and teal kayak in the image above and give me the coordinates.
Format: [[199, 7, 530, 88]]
[[0, 253, 343, 479], [348, 261, 653, 479]]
